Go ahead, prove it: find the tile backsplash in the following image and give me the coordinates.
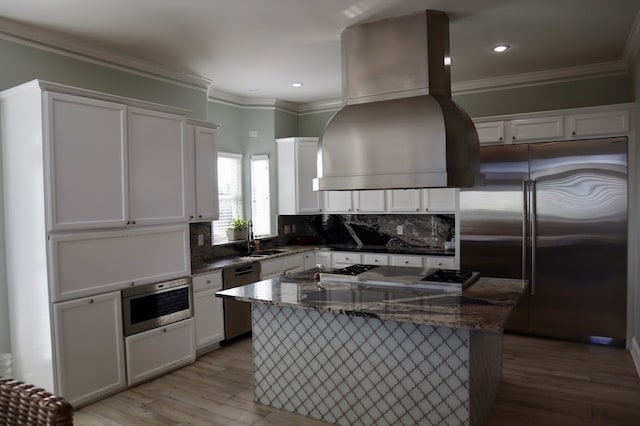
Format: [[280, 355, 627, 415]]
[[190, 213, 454, 262]]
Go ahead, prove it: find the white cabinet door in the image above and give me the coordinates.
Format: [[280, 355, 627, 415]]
[[50, 225, 190, 302], [422, 189, 458, 212], [315, 252, 331, 269], [296, 141, 323, 213], [387, 189, 421, 212], [260, 257, 284, 279], [509, 116, 563, 143], [283, 254, 304, 275], [128, 107, 187, 225], [355, 190, 386, 213], [568, 109, 629, 137], [324, 191, 353, 213], [474, 121, 505, 145], [45, 92, 128, 230], [390, 254, 423, 267], [303, 252, 316, 270], [126, 318, 195, 386], [276, 138, 322, 214], [53, 291, 126, 406], [194, 126, 219, 221], [194, 289, 224, 351], [363, 253, 389, 266]]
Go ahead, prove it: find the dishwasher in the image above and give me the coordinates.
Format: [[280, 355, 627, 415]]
[[222, 262, 261, 340]]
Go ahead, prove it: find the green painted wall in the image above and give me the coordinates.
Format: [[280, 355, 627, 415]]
[[297, 74, 633, 137], [275, 109, 299, 138], [454, 74, 632, 118], [0, 38, 207, 119], [298, 110, 337, 137]]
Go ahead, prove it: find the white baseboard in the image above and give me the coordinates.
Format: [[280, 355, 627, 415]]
[[632, 337, 640, 379]]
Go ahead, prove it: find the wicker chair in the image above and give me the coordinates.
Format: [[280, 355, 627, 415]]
[[0, 377, 73, 425]]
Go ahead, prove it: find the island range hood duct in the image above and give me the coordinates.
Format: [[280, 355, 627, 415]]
[[314, 10, 483, 191]]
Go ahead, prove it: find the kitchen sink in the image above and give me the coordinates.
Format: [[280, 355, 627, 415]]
[[245, 249, 286, 257]]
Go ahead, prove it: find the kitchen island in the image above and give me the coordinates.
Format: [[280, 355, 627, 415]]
[[217, 271, 526, 426]]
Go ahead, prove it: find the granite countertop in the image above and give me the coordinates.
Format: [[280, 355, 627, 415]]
[[191, 244, 454, 275], [216, 270, 528, 333]]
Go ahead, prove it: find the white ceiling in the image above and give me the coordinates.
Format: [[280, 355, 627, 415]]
[[1, 0, 639, 105]]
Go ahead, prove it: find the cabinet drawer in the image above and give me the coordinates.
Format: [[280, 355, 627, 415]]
[[192, 270, 222, 292], [125, 318, 195, 386], [390, 255, 423, 267], [362, 254, 389, 266], [332, 252, 362, 267], [426, 257, 456, 269]]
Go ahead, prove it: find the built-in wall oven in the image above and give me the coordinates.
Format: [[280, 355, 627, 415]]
[[122, 277, 193, 336]]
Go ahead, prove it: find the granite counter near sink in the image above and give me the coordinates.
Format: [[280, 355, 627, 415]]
[[217, 273, 527, 425], [191, 244, 454, 275]]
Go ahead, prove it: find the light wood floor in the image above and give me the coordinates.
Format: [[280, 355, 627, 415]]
[[74, 334, 640, 425]]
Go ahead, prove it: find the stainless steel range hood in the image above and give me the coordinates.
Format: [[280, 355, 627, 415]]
[[313, 10, 482, 191]]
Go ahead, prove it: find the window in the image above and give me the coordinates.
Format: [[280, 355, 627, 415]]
[[213, 152, 243, 244], [251, 155, 271, 237]]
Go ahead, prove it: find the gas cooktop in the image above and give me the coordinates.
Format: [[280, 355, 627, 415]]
[[319, 264, 480, 293]]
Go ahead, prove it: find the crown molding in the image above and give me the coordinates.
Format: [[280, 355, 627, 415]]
[[207, 88, 302, 114], [298, 99, 342, 114], [451, 60, 628, 95], [0, 17, 210, 91], [623, 8, 640, 64]]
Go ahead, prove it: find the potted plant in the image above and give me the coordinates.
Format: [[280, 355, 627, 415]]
[[226, 218, 248, 241]]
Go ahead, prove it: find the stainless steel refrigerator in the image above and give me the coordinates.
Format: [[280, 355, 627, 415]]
[[460, 137, 627, 344]]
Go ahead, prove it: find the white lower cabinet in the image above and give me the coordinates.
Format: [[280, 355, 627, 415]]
[[261, 253, 305, 279], [303, 252, 315, 270], [193, 271, 224, 353], [53, 291, 126, 407], [125, 318, 195, 386], [315, 251, 332, 269]]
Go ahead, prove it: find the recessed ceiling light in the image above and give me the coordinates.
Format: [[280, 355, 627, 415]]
[[292, 82, 304, 88], [492, 45, 510, 53]]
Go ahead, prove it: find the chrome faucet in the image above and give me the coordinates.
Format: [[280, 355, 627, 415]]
[[246, 219, 254, 253]]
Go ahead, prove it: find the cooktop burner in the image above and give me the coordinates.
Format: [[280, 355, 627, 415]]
[[332, 264, 380, 276], [422, 269, 477, 284]]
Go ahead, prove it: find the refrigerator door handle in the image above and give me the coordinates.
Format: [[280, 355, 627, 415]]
[[530, 180, 537, 295], [522, 180, 528, 282]]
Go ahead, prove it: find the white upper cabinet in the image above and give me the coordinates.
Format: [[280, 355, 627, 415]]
[[187, 121, 219, 222], [45, 92, 129, 230], [422, 189, 458, 212], [354, 190, 386, 213], [324, 191, 354, 213], [387, 189, 421, 212], [474, 121, 505, 145], [128, 107, 187, 225], [277, 138, 322, 214], [568, 109, 629, 137], [509, 116, 564, 143]]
